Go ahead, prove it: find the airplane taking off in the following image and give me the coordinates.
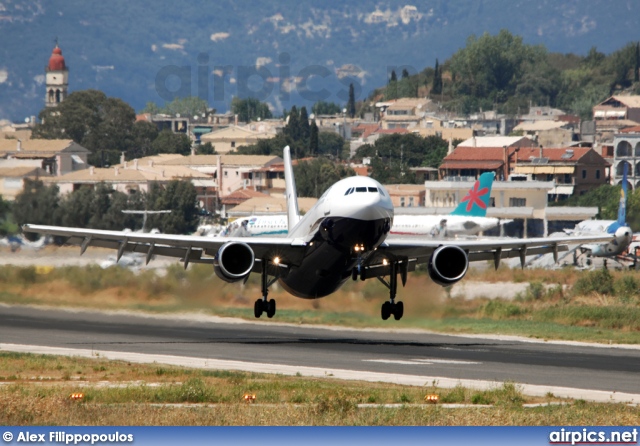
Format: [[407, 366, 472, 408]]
[[23, 147, 614, 321], [569, 163, 632, 258], [222, 172, 506, 238]]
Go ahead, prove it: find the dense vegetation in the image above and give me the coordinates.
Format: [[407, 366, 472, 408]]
[[12, 179, 200, 236], [374, 30, 640, 119]]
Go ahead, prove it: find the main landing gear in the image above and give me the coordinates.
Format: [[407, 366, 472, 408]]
[[254, 260, 278, 319], [376, 259, 407, 321]]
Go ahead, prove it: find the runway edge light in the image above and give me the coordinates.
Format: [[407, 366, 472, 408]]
[[424, 394, 439, 404]]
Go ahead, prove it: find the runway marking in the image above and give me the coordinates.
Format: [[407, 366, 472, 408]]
[[363, 358, 480, 365], [1, 343, 638, 404]]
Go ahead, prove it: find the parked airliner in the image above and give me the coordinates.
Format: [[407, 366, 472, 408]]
[[23, 147, 614, 321], [222, 173, 506, 238], [568, 163, 632, 258]]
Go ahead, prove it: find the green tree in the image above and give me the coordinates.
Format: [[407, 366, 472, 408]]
[[286, 105, 300, 141], [312, 101, 341, 116], [151, 129, 192, 156], [33, 90, 137, 167], [347, 83, 356, 118], [354, 134, 448, 184], [432, 59, 443, 95], [309, 120, 319, 156], [298, 106, 311, 141], [230, 97, 272, 123], [15, 180, 61, 238], [162, 96, 208, 118], [635, 42, 639, 83], [147, 180, 199, 234], [317, 131, 346, 159], [198, 142, 216, 155], [293, 158, 355, 198], [128, 120, 159, 160]]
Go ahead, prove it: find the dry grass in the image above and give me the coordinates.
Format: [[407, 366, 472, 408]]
[[1, 261, 640, 343], [1, 352, 638, 425]]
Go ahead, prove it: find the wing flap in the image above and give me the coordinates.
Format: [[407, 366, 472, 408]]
[[23, 224, 307, 266]]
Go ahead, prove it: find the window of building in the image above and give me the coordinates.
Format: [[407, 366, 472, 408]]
[[231, 141, 236, 148], [509, 197, 526, 207], [582, 169, 586, 179], [409, 196, 414, 207], [224, 171, 228, 177], [564, 174, 571, 184], [400, 197, 405, 207], [596, 169, 601, 179], [489, 197, 495, 207]]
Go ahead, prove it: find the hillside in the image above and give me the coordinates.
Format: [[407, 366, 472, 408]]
[[1, 0, 639, 120]]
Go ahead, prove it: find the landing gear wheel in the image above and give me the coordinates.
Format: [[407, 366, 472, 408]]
[[254, 299, 264, 318], [352, 268, 358, 281], [381, 302, 391, 320], [393, 301, 404, 321], [266, 299, 276, 318]]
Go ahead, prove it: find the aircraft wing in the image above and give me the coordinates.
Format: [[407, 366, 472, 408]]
[[23, 224, 615, 277], [358, 234, 617, 279], [22, 224, 309, 270]]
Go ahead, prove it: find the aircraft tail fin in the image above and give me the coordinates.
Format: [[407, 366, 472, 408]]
[[617, 162, 628, 226], [283, 146, 300, 232], [450, 172, 495, 217]]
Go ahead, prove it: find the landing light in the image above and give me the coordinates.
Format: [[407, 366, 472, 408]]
[[273, 256, 281, 265], [243, 393, 256, 403], [382, 259, 388, 266]]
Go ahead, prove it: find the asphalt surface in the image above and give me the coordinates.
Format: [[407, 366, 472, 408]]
[[1, 304, 639, 400]]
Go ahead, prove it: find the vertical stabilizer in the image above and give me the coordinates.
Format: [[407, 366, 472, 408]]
[[283, 146, 300, 231], [450, 172, 495, 217], [617, 162, 628, 226]]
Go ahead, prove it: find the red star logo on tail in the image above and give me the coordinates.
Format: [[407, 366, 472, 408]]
[[460, 181, 489, 212]]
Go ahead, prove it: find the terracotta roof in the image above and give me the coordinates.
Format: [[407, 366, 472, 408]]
[[443, 147, 514, 161], [220, 189, 270, 205], [621, 125, 640, 133], [440, 161, 504, 170], [443, 146, 607, 166], [351, 166, 369, 176]]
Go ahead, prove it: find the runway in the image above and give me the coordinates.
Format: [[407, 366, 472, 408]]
[[1, 304, 639, 403]]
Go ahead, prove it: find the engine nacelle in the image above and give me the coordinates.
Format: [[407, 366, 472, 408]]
[[213, 242, 255, 283], [428, 245, 469, 287]]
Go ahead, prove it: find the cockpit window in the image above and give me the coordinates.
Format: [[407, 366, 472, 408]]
[[344, 187, 354, 196], [379, 188, 386, 196], [368, 187, 378, 193], [355, 187, 367, 192]]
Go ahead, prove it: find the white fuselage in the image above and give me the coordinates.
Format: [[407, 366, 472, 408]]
[[277, 175, 394, 298], [224, 210, 501, 238], [391, 214, 502, 237], [571, 220, 633, 257]]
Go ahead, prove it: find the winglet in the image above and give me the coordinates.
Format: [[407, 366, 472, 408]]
[[450, 172, 495, 217], [283, 146, 300, 231]]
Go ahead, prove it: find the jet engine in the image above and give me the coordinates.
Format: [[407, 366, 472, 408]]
[[428, 245, 469, 287], [214, 242, 255, 283]]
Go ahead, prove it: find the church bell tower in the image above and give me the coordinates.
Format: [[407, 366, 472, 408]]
[[45, 42, 69, 107]]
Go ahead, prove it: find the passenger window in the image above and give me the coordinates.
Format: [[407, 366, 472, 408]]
[[356, 187, 367, 192]]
